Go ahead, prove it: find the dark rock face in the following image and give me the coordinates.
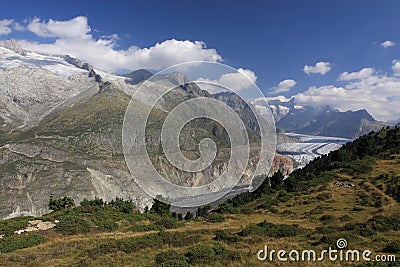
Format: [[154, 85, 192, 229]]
[[122, 69, 153, 85], [63, 55, 93, 71], [88, 69, 102, 83]]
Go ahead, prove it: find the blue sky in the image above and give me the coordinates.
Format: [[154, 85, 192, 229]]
[[0, 0, 400, 120]]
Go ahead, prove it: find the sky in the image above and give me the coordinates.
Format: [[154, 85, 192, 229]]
[[0, 0, 400, 121]]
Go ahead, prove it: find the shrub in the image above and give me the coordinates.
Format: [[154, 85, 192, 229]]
[[197, 205, 212, 217], [155, 250, 187, 265], [207, 213, 225, 223], [159, 231, 200, 247], [55, 212, 91, 234], [150, 197, 171, 216], [239, 221, 302, 238], [130, 223, 161, 232], [184, 212, 193, 220], [383, 240, 400, 253], [0, 217, 31, 236], [160, 260, 190, 267], [154, 217, 184, 229], [339, 215, 352, 222], [80, 197, 105, 207], [0, 234, 46, 253], [49, 195, 75, 211], [214, 230, 239, 242], [316, 193, 330, 201], [185, 245, 215, 265], [217, 202, 236, 214], [320, 215, 334, 222], [108, 197, 134, 213], [276, 191, 292, 202]]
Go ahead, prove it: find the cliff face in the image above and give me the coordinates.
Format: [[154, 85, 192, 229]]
[[271, 154, 294, 176]]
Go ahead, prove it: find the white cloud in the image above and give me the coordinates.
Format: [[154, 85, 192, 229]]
[[101, 33, 119, 40], [338, 68, 374, 81], [12, 22, 25, 31], [303, 61, 331, 75], [392, 60, 400, 76], [196, 68, 257, 93], [16, 16, 222, 72], [0, 19, 13, 35], [269, 79, 296, 94], [295, 67, 400, 121], [381, 40, 395, 48], [27, 16, 91, 39]]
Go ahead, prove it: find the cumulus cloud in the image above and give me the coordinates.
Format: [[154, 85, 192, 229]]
[[295, 67, 400, 121], [27, 16, 91, 38], [269, 79, 296, 94], [303, 62, 331, 75], [0, 19, 13, 35], [338, 67, 374, 81], [381, 40, 395, 48], [16, 16, 222, 72], [196, 68, 257, 94], [392, 60, 400, 76]]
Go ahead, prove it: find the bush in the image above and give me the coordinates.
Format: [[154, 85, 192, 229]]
[[320, 215, 334, 222], [80, 197, 105, 207], [0, 234, 46, 253], [150, 197, 171, 216], [276, 191, 292, 202], [217, 202, 236, 214], [55, 211, 91, 235], [339, 215, 352, 222], [160, 260, 190, 267], [0, 217, 31, 236], [159, 231, 200, 247], [185, 245, 215, 265], [185, 245, 241, 265], [130, 223, 161, 232], [383, 240, 400, 253], [49, 195, 75, 211], [239, 221, 302, 238], [207, 213, 225, 223], [108, 197, 134, 213], [154, 217, 184, 229], [214, 230, 239, 242], [197, 205, 211, 217], [316, 193, 330, 201], [184, 211, 193, 220], [155, 250, 187, 265]]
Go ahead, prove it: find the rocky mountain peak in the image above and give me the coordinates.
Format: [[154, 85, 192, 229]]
[[0, 39, 26, 55]]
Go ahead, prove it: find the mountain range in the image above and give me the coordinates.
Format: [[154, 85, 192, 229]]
[[0, 39, 390, 219], [253, 96, 388, 139], [0, 41, 283, 219]]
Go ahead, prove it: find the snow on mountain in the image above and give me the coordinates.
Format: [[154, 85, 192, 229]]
[[0, 43, 98, 130], [0, 47, 88, 78]]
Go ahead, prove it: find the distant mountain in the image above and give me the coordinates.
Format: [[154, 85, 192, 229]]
[[213, 91, 259, 132], [122, 69, 152, 85], [261, 96, 387, 139]]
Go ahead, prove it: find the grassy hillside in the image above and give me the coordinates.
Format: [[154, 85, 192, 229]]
[[0, 127, 399, 266]]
